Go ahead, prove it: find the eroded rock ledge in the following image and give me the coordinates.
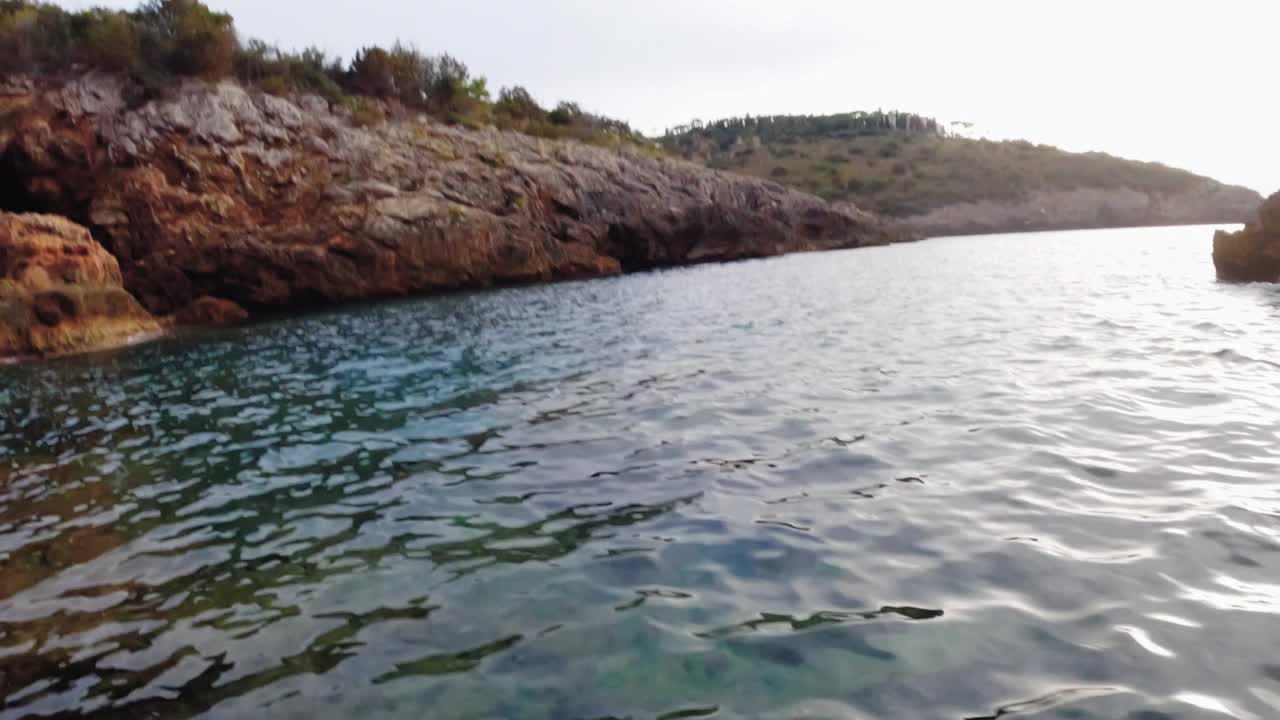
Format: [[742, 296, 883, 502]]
[[0, 212, 160, 359], [1213, 192, 1280, 283], [0, 73, 915, 324]]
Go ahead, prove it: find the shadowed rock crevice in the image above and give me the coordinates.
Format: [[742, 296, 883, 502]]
[[0, 146, 54, 216]]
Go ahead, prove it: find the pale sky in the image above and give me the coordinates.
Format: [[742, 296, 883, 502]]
[[64, 0, 1279, 195]]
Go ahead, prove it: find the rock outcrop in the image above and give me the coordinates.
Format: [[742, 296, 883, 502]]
[[901, 185, 1263, 238], [174, 296, 250, 326], [0, 212, 160, 359], [1213, 192, 1280, 283], [0, 73, 915, 320]]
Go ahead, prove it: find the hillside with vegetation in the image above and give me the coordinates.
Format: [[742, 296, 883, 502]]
[[0, 1, 919, 359], [662, 114, 1260, 233], [0, 0, 648, 149]]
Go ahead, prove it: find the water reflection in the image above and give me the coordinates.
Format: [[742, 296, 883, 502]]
[[2, 226, 1280, 718]]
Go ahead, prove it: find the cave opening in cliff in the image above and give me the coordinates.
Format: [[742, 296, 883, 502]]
[[0, 149, 53, 216]]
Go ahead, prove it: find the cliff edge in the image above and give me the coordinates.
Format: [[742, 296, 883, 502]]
[[0, 74, 915, 324]]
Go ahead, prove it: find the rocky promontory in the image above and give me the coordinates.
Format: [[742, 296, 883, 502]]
[[1213, 192, 1280, 283], [0, 73, 914, 338], [0, 212, 160, 359], [901, 185, 1263, 238], [662, 114, 1262, 237]]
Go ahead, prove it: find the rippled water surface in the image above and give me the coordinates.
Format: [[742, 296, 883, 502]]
[[3, 226, 1280, 719]]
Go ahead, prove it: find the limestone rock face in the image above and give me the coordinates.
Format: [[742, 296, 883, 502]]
[[1213, 193, 1280, 283], [0, 74, 916, 318], [0, 213, 160, 359]]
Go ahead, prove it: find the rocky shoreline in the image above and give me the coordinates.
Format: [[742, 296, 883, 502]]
[[0, 213, 161, 360], [0, 73, 917, 359], [7, 72, 1269, 362], [1213, 192, 1280, 283]]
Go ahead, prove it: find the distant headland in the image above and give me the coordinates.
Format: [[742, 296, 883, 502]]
[[662, 114, 1261, 236], [0, 0, 1262, 361]]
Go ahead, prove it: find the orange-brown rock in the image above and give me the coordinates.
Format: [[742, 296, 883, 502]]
[[0, 212, 161, 359], [0, 74, 916, 319], [174, 295, 249, 326], [1213, 192, 1280, 283]]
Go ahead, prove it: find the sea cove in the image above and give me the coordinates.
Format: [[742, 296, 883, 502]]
[[4, 227, 1280, 719]]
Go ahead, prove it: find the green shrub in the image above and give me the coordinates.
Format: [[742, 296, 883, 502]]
[[386, 43, 430, 106], [426, 53, 488, 117], [281, 48, 346, 101], [344, 96, 385, 127], [495, 86, 544, 121], [0, 0, 647, 150], [349, 46, 396, 98], [175, 4, 234, 77], [257, 73, 289, 96], [82, 10, 137, 72], [235, 41, 345, 102], [548, 101, 581, 127], [346, 45, 491, 119], [0, 3, 72, 72], [133, 0, 236, 78]]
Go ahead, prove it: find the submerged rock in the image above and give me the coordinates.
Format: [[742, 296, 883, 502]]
[[1213, 192, 1280, 283], [0, 213, 161, 359], [0, 73, 916, 320], [174, 296, 249, 326]]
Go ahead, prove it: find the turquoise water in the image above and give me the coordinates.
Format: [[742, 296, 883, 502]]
[[2, 226, 1280, 719]]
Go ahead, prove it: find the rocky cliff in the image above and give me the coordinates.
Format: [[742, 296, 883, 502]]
[[1213, 192, 1280, 283], [0, 74, 914, 324], [0, 212, 160, 359], [901, 185, 1263, 238]]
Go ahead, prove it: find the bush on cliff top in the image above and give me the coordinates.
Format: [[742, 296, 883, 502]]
[[0, 0, 651, 150], [0, 0, 235, 81]]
